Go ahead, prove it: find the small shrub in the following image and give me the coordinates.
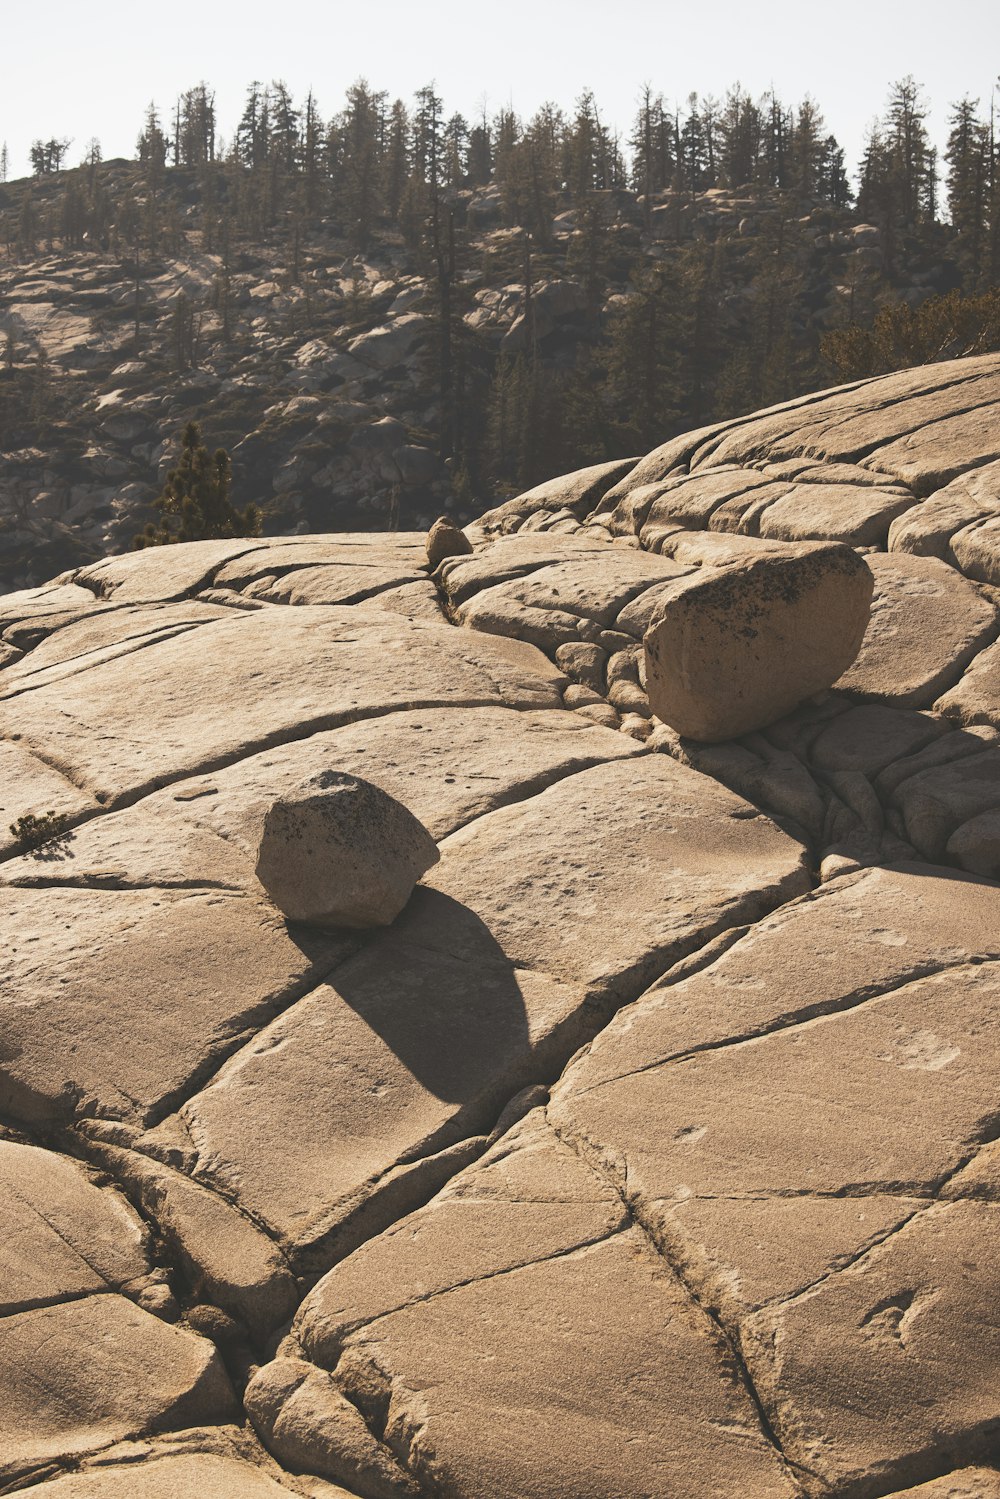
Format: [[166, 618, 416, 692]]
[[821, 288, 1000, 381], [9, 810, 72, 852]]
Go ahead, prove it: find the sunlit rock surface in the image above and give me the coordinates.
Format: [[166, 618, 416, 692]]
[[3, 356, 1000, 1496]]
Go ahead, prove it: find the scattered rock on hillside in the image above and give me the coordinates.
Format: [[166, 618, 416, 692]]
[[643, 540, 874, 741], [255, 772, 440, 928]]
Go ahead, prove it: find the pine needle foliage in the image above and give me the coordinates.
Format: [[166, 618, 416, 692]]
[[134, 421, 260, 547]]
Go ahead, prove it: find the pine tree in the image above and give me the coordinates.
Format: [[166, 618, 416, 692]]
[[137, 105, 168, 183], [761, 91, 792, 189], [236, 82, 270, 169], [719, 86, 762, 188], [790, 98, 824, 197], [269, 81, 300, 173], [337, 80, 386, 247], [884, 76, 935, 228], [677, 97, 709, 193], [946, 97, 990, 285], [301, 91, 325, 214], [604, 260, 684, 447], [178, 84, 216, 166], [135, 423, 261, 547], [383, 100, 410, 220], [467, 112, 492, 185], [630, 87, 674, 222]]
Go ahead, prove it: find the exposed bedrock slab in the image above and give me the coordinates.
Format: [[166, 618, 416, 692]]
[[252, 1114, 797, 1499], [246, 1356, 425, 1497], [0, 707, 639, 890], [867, 397, 1000, 495], [0, 599, 235, 699], [753, 477, 915, 547], [0, 1137, 243, 1482], [244, 560, 427, 606], [0, 709, 641, 1132], [643, 541, 873, 741], [420, 757, 809, 992], [544, 862, 1000, 1496], [587, 357, 1000, 533], [0, 1295, 236, 1482], [0, 1138, 150, 1316], [937, 634, 1000, 730], [76, 538, 267, 603], [835, 551, 998, 707], [212, 534, 427, 590], [888, 458, 1000, 561], [951, 513, 1000, 587], [0, 580, 103, 628], [21, 1450, 315, 1498], [890, 744, 1000, 869], [165, 758, 808, 1257], [557, 958, 1000, 1299], [77, 1136, 298, 1336], [947, 809, 1000, 877], [744, 1201, 1000, 1498], [810, 703, 950, 776], [0, 738, 97, 858], [881, 1473, 1000, 1499], [472, 457, 639, 535], [0, 606, 566, 805], [436, 532, 616, 606], [694, 359, 1000, 486], [0, 883, 348, 1125], [457, 548, 692, 651], [636, 466, 784, 537]]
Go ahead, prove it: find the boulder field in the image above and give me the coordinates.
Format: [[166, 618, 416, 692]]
[[2, 353, 1000, 1497]]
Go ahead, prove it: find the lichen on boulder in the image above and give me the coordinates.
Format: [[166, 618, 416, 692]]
[[255, 771, 440, 929]]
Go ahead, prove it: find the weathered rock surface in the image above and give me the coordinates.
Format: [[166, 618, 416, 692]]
[[5, 357, 1000, 1499], [0, 1137, 237, 1483], [1, 1300, 236, 1483], [0, 1139, 153, 1315], [643, 540, 873, 740], [255, 773, 440, 928], [22, 1450, 315, 1497], [836, 551, 997, 706], [882, 1476, 1000, 1499], [425, 515, 472, 569], [162, 756, 807, 1263]]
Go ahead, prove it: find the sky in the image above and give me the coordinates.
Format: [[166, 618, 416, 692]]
[[2, 0, 998, 185]]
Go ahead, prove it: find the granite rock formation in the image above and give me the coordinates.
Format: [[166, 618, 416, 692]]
[[2, 353, 1000, 1496]]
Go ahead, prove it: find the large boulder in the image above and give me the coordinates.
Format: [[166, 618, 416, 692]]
[[255, 772, 440, 928], [643, 541, 874, 741]]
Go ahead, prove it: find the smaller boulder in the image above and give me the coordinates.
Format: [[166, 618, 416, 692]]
[[426, 516, 473, 570], [255, 772, 439, 929]]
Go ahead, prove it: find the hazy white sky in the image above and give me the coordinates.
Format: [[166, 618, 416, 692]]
[[2, 0, 998, 183]]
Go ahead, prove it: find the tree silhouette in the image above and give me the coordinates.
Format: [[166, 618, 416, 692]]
[[134, 422, 261, 547]]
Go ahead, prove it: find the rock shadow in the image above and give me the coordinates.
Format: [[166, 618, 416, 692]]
[[328, 886, 533, 1106]]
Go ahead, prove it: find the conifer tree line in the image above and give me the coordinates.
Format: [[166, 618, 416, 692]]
[[5, 74, 999, 259], [115, 76, 1000, 255], [3, 74, 1000, 513]]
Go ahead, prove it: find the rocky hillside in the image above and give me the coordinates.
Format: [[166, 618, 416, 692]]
[[0, 154, 972, 592], [2, 354, 1000, 1497]]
